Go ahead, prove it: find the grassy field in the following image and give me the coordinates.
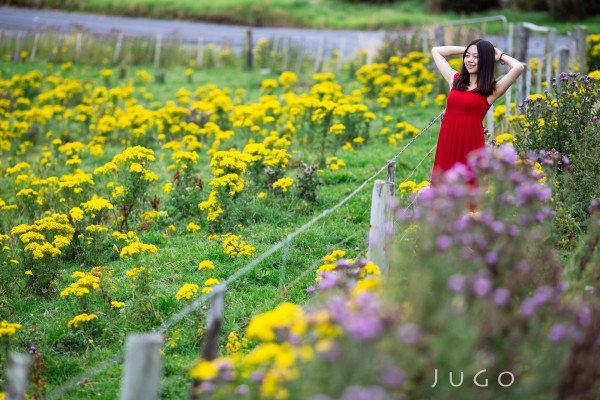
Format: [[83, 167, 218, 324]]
[[4, 0, 600, 34], [0, 60, 442, 399]]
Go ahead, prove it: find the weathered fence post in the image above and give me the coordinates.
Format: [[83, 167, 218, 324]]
[[421, 30, 429, 56], [536, 54, 542, 94], [506, 22, 514, 54], [367, 162, 395, 274], [281, 37, 290, 71], [556, 48, 569, 91], [486, 104, 494, 139], [514, 23, 529, 66], [545, 29, 556, 91], [153, 33, 162, 70], [195, 35, 204, 67], [434, 25, 445, 46], [5, 352, 31, 400], [336, 37, 345, 74], [13, 31, 23, 62], [524, 62, 532, 98], [113, 32, 124, 65], [30, 32, 40, 62], [570, 26, 587, 73], [294, 39, 305, 74], [314, 36, 326, 73], [119, 333, 163, 400], [190, 286, 225, 400], [244, 29, 253, 70], [515, 63, 528, 114]]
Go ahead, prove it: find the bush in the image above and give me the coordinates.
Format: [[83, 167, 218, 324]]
[[516, 72, 600, 231], [546, 0, 600, 20], [426, 0, 500, 13]]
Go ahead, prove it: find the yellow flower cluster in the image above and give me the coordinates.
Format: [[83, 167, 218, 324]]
[[11, 213, 74, 259], [496, 133, 516, 145], [119, 241, 158, 259], [67, 313, 98, 329], [60, 271, 101, 298], [176, 283, 199, 300], [201, 278, 220, 293], [0, 320, 22, 337], [198, 260, 215, 270], [272, 177, 294, 193], [222, 233, 256, 258], [187, 222, 201, 232], [326, 156, 346, 171], [125, 266, 146, 279], [399, 180, 429, 193], [225, 330, 248, 353]]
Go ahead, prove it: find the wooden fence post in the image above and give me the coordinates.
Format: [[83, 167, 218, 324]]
[[524, 62, 532, 98], [314, 36, 326, 73], [570, 26, 587, 73], [486, 104, 494, 139], [536, 55, 542, 94], [556, 48, 569, 91], [113, 32, 124, 65], [514, 23, 529, 66], [30, 32, 40, 62], [281, 37, 290, 71], [506, 22, 514, 54], [196, 34, 204, 68], [421, 30, 429, 55], [190, 286, 225, 400], [545, 28, 555, 91], [367, 162, 395, 274], [5, 352, 31, 400], [153, 33, 162, 70], [244, 29, 253, 70], [294, 39, 305, 74], [434, 25, 445, 46], [336, 37, 345, 74], [119, 333, 163, 400], [13, 31, 23, 62]]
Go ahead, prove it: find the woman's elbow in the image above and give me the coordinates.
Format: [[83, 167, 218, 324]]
[[517, 63, 525, 74], [431, 46, 438, 54]]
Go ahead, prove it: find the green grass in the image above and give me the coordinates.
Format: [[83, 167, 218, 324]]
[[5, 0, 600, 34], [0, 60, 442, 399]]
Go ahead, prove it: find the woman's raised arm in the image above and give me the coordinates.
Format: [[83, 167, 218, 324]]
[[488, 47, 525, 104], [431, 46, 466, 88]]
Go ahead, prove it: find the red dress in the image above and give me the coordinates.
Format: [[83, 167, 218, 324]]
[[431, 72, 491, 185]]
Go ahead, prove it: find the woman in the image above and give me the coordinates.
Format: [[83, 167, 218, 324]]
[[430, 39, 524, 185]]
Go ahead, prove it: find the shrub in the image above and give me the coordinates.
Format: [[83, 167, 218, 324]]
[[546, 0, 600, 20]]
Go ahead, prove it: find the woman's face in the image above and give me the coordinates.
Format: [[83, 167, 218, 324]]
[[464, 45, 479, 74]]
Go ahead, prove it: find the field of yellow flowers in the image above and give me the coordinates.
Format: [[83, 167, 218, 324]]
[[0, 52, 460, 398]]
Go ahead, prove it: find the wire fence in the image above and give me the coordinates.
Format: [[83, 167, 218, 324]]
[[45, 109, 444, 399]]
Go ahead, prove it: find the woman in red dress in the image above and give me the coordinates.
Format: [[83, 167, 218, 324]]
[[430, 39, 524, 185]]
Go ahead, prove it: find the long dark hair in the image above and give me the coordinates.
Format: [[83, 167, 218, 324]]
[[453, 39, 497, 96]]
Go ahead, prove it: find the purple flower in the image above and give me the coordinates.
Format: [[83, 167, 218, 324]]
[[472, 276, 492, 297], [200, 381, 215, 393], [397, 322, 421, 344], [548, 324, 568, 342], [520, 298, 537, 317], [447, 274, 466, 293], [485, 251, 499, 265], [235, 385, 250, 396], [317, 272, 339, 290], [436, 235, 452, 251], [383, 367, 406, 387], [341, 385, 387, 400], [492, 288, 510, 306]]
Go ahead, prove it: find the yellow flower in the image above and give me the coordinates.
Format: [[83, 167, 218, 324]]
[[198, 260, 215, 270], [187, 222, 201, 233], [272, 177, 294, 193], [67, 313, 98, 329], [163, 183, 173, 193], [258, 191, 267, 200], [110, 301, 125, 309], [176, 283, 199, 300], [0, 320, 22, 337], [189, 359, 218, 380], [495, 133, 516, 145], [125, 266, 146, 279]]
